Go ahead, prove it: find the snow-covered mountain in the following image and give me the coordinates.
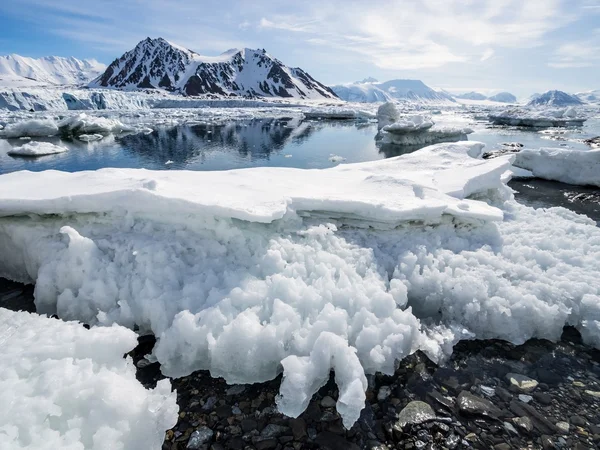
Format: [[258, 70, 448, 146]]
[[527, 90, 583, 107], [576, 90, 600, 104], [90, 38, 337, 100], [0, 55, 105, 86], [487, 92, 516, 103], [455, 92, 487, 101], [330, 82, 391, 103], [331, 79, 455, 103]]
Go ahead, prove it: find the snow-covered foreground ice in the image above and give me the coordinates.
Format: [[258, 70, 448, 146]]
[[7, 141, 67, 157], [514, 147, 600, 187], [0, 308, 178, 450], [1, 142, 599, 428]]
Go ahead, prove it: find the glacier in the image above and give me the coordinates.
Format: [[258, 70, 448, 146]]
[[1, 141, 600, 428], [0, 308, 178, 449]]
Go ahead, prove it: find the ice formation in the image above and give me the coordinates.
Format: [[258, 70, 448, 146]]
[[58, 113, 134, 136], [382, 115, 434, 133], [1, 142, 600, 427], [376, 102, 400, 129], [0, 119, 59, 138], [7, 141, 67, 156], [514, 148, 600, 187], [0, 308, 178, 449], [303, 107, 375, 121], [489, 108, 586, 127]]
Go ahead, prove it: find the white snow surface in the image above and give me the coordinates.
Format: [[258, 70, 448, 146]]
[[0, 308, 178, 450], [0, 55, 105, 87], [514, 147, 600, 187], [382, 115, 434, 133], [1, 142, 600, 427], [7, 141, 67, 157]]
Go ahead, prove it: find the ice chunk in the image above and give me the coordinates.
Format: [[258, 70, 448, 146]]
[[77, 133, 104, 142], [7, 141, 67, 157], [0, 119, 59, 138], [277, 332, 367, 428], [0, 308, 178, 449], [328, 154, 346, 163], [489, 108, 586, 127], [58, 113, 134, 136], [382, 114, 434, 133], [377, 102, 400, 129], [513, 148, 600, 187]]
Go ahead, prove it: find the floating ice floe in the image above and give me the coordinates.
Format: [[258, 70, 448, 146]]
[[1, 141, 600, 428], [77, 133, 104, 142], [376, 102, 401, 129], [0, 119, 59, 138], [7, 141, 67, 157], [303, 107, 375, 121], [58, 113, 134, 136], [328, 154, 346, 163], [514, 147, 600, 187], [0, 308, 178, 449], [489, 107, 586, 127]]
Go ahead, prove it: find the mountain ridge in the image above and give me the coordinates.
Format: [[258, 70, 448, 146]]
[[90, 38, 337, 100]]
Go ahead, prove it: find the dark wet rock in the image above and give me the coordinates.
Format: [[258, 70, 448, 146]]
[[513, 416, 533, 433], [506, 373, 539, 393], [571, 415, 587, 427], [426, 389, 455, 410], [494, 443, 511, 450], [433, 368, 473, 394], [541, 434, 556, 449], [315, 431, 361, 450], [510, 401, 557, 434], [395, 401, 436, 429], [240, 418, 258, 433], [260, 424, 290, 438], [457, 391, 502, 418], [288, 418, 306, 440], [254, 438, 278, 450], [533, 392, 552, 405]]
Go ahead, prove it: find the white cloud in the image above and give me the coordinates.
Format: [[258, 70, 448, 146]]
[[549, 40, 600, 68], [480, 49, 495, 61]]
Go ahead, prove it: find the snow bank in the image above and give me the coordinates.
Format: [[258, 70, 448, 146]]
[[0, 308, 178, 449], [489, 107, 586, 127], [2, 142, 600, 427], [514, 148, 600, 187], [0, 119, 58, 138], [7, 141, 67, 157]]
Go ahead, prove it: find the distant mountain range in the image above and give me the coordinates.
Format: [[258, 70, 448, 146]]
[[454, 91, 517, 103], [330, 79, 455, 103], [0, 55, 105, 87], [89, 38, 337, 100], [527, 90, 583, 107]]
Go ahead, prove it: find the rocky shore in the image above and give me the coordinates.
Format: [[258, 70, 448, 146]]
[[2, 278, 600, 450]]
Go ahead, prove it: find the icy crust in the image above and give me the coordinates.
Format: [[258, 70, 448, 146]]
[[0, 142, 508, 225], [489, 107, 586, 127], [514, 148, 600, 187], [7, 141, 67, 157], [0, 308, 178, 450], [2, 142, 600, 427]]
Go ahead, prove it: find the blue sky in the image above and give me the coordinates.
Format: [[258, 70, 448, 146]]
[[0, 0, 599, 97]]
